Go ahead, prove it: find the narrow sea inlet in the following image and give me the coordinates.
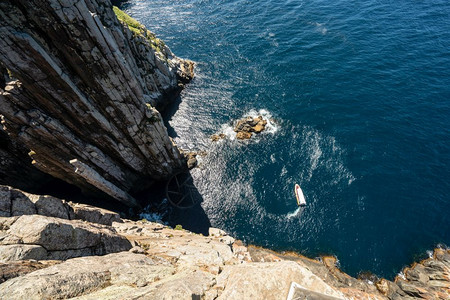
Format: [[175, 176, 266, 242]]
[[120, 0, 450, 278]]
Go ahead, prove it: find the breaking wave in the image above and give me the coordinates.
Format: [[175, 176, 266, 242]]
[[218, 109, 279, 141]]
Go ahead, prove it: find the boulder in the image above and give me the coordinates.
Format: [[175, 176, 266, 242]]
[[236, 131, 252, 140], [233, 115, 269, 139], [0, 185, 70, 219], [187, 157, 198, 169], [0, 215, 131, 261], [68, 202, 121, 226], [0, 185, 121, 225], [0, 245, 47, 262], [252, 123, 266, 133], [211, 133, 226, 142]]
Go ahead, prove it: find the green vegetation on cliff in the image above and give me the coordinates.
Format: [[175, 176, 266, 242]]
[[113, 6, 166, 56]]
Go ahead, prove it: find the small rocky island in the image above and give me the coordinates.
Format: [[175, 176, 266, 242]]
[[212, 115, 269, 141]]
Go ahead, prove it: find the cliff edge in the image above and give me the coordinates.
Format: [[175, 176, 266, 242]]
[[0, 186, 449, 299], [0, 0, 194, 207]]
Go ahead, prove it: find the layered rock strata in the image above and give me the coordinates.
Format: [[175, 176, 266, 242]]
[[0, 186, 449, 299], [0, 128, 53, 192], [0, 0, 193, 207]]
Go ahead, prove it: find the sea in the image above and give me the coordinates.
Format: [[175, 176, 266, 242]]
[[118, 0, 450, 279]]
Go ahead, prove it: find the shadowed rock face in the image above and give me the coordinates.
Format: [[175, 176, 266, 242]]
[[0, 0, 194, 207]]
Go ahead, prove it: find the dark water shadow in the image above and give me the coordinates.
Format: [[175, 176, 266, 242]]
[[160, 95, 183, 138], [112, 0, 133, 9], [135, 171, 211, 236], [165, 171, 211, 236], [168, 203, 211, 236]]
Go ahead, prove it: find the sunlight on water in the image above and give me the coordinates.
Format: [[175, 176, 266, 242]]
[[124, 0, 450, 278]]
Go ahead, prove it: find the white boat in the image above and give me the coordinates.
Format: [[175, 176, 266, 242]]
[[295, 184, 306, 206]]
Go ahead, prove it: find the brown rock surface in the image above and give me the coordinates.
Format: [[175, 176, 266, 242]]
[[236, 131, 253, 140], [390, 248, 450, 299], [211, 133, 226, 142], [234, 115, 268, 139]]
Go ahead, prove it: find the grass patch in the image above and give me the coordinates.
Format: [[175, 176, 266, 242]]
[[113, 6, 141, 30], [113, 6, 166, 56], [6, 68, 13, 79]]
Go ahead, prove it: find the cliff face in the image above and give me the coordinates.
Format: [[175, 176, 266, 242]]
[[0, 186, 449, 300], [0, 0, 193, 207]]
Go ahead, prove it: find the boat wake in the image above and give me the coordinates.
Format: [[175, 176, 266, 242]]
[[286, 207, 302, 219]]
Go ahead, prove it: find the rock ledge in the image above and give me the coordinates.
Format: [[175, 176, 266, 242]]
[[0, 186, 449, 299]]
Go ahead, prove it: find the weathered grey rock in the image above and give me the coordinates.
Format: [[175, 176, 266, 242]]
[[68, 202, 121, 226], [113, 219, 237, 268], [0, 245, 47, 262], [216, 261, 344, 300], [147, 270, 216, 300], [21, 193, 70, 220], [0, 0, 194, 207], [0, 259, 60, 283], [0, 185, 123, 225], [389, 248, 450, 300], [1, 185, 68, 218], [209, 227, 235, 246], [0, 208, 448, 300], [0, 252, 172, 300], [0, 215, 131, 261]]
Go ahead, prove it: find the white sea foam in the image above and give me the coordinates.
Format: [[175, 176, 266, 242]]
[[139, 212, 166, 224], [270, 153, 276, 163], [310, 22, 328, 35], [220, 123, 237, 140], [286, 207, 301, 219], [281, 166, 288, 176], [242, 108, 279, 135], [397, 271, 406, 280], [215, 109, 279, 142]]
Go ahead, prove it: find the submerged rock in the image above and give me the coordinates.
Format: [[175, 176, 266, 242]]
[[211, 133, 226, 142]]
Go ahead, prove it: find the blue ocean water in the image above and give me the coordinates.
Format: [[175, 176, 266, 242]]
[[120, 0, 450, 278]]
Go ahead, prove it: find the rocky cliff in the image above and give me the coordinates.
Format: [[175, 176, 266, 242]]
[[0, 186, 449, 299], [0, 0, 194, 207]]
